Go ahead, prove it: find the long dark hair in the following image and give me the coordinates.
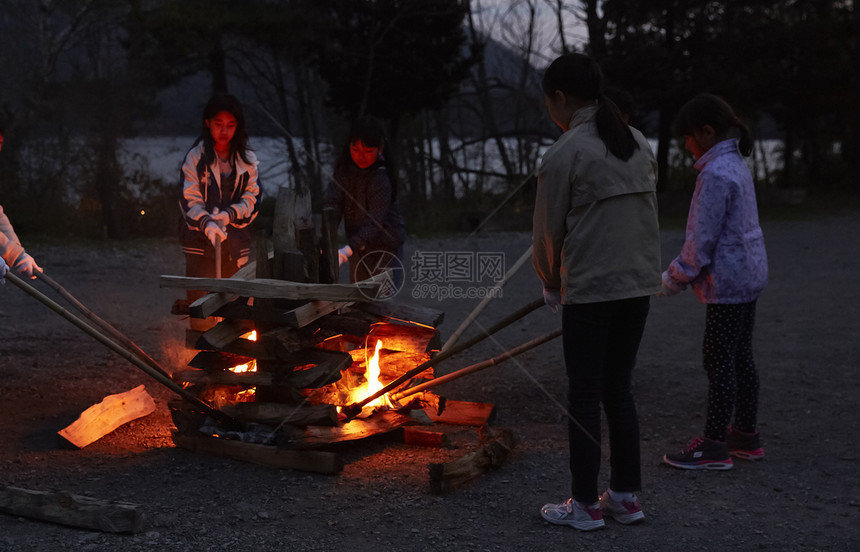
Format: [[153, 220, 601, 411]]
[[194, 93, 252, 165], [335, 116, 399, 199], [542, 53, 639, 161], [672, 93, 753, 157]]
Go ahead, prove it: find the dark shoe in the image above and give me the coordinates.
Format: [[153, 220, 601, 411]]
[[663, 437, 733, 470], [599, 491, 645, 524], [540, 498, 605, 531], [726, 427, 764, 461]]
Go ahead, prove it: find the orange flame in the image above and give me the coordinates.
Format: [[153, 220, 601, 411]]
[[348, 340, 391, 416]]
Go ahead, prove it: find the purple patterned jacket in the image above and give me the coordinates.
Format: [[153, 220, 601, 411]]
[[665, 139, 768, 304]]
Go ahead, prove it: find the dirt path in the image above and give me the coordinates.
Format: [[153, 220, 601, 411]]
[[1, 215, 858, 551]]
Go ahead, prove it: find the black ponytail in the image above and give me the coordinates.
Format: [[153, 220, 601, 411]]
[[673, 93, 753, 157], [542, 53, 639, 161]]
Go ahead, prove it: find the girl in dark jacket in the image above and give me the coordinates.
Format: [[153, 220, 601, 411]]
[[324, 116, 406, 290]]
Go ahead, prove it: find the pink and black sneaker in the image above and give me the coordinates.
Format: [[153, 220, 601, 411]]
[[663, 437, 734, 470], [726, 427, 765, 461]]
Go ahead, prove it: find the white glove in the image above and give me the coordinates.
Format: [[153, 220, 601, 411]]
[[338, 245, 353, 266], [12, 252, 42, 279], [543, 287, 561, 313], [210, 208, 230, 230], [204, 221, 227, 248], [657, 270, 683, 297], [0, 255, 7, 284]]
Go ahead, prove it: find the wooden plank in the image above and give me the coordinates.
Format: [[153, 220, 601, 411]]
[[58, 385, 156, 448], [0, 483, 145, 534], [220, 403, 338, 426], [423, 399, 496, 426], [315, 310, 378, 336], [429, 428, 517, 494], [161, 270, 391, 302], [171, 432, 343, 474], [355, 299, 445, 328]]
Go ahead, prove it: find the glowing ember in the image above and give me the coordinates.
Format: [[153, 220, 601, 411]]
[[229, 330, 257, 399], [229, 331, 258, 374]]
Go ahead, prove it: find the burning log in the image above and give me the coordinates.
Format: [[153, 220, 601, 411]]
[[58, 385, 156, 448], [0, 483, 145, 533], [367, 322, 440, 354], [341, 297, 544, 419], [428, 428, 517, 494]]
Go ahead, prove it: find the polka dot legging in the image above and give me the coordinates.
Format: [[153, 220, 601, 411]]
[[702, 301, 759, 442]]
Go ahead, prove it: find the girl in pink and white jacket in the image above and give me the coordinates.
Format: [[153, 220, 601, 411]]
[[0, 127, 41, 281], [178, 94, 261, 328], [661, 93, 768, 471]]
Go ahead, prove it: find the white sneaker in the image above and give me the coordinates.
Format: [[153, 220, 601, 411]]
[[598, 491, 645, 524], [540, 498, 605, 531]]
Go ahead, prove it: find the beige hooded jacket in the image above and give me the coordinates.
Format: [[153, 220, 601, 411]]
[[532, 105, 662, 304]]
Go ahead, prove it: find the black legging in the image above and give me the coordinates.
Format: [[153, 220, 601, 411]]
[[562, 296, 650, 504], [703, 301, 759, 441]]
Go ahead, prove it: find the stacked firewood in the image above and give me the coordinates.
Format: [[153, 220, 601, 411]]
[[160, 187, 452, 473]]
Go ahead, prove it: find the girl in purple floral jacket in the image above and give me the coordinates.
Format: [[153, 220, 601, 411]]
[[660, 94, 768, 471]]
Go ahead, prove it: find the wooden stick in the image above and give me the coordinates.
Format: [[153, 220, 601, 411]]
[[0, 483, 145, 533], [36, 272, 171, 378], [441, 244, 533, 353], [342, 297, 544, 418], [390, 329, 562, 401], [5, 272, 238, 428]]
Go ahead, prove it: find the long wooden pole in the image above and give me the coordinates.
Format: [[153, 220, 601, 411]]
[[390, 328, 562, 401], [342, 296, 544, 419], [440, 244, 533, 353], [36, 272, 171, 379], [6, 272, 238, 427]]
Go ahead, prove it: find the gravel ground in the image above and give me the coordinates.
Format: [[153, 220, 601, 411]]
[[0, 214, 858, 551]]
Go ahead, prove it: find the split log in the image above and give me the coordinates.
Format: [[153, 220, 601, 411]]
[[367, 322, 440, 354], [423, 400, 496, 426], [355, 300, 445, 328], [160, 270, 391, 302], [428, 428, 517, 494], [172, 432, 343, 474], [220, 403, 338, 426], [0, 483, 145, 533], [196, 319, 256, 352], [58, 385, 156, 448], [215, 299, 352, 328]]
